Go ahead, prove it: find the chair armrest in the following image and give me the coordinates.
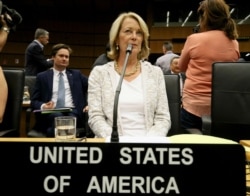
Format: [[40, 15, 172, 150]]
[[0, 129, 16, 137], [201, 115, 211, 135]]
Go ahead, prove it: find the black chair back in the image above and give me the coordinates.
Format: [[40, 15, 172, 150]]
[[25, 76, 36, 98], [211, 62, 250, 141], [0, 69, 25, 136], [164, 74, 182, 136], [24, 76, 41, 137]]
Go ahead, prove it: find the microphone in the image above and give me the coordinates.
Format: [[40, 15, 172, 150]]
[[111, 44, 133, 142]]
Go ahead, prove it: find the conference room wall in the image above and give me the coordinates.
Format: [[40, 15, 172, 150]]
[[1, 21, 249, 76]]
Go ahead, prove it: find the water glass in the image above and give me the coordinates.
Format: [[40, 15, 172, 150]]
[[54, 116, 76, 141]]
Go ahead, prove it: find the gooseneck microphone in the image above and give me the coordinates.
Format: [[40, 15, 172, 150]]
[[111, 44, 133, 142]]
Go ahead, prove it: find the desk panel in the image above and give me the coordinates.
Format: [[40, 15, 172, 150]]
[[0, 140, 245, 195]]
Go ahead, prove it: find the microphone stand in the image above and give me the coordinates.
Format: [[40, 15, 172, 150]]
[[111, 44, 132, 142]]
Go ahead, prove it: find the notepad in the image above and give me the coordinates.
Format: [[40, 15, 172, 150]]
[[33, 107, 72, 114]]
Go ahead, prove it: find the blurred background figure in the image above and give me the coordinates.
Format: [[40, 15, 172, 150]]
[[92, 42, 111, 68], [168, 56, 180, 74], [166, 56, 185, 97], [154, 41, 179, 74], [24, 28, 53, 76], [178, 0, 240, 133]]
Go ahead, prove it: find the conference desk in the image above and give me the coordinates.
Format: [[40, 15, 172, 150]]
[[0, 137, 105, 142], [0, 135, 246, 195], [240, 140, 250, 148], [0, 134, 239, 143], [239, 140, 250, 163], [239, 140, 250, 194]]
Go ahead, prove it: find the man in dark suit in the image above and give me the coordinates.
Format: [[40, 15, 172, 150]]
[[31, 43, 88, 137], [24, 28, 53, 76]]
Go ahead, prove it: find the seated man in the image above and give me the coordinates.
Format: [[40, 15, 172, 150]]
[[166, 56, 186, 97], [31, 43, 88, 137]]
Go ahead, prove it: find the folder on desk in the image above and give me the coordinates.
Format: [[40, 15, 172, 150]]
[[33, 107, 72, 114]]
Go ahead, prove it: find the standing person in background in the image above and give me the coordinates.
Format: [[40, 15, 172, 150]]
[[24, 28, 53, 76], [88, 12, 171, 138], [155, 41, 179, 74], [179, 0, 240, 133]]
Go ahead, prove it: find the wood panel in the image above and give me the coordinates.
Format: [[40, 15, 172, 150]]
[[149, 24, 250, 53], [1, 21, 250, 77]]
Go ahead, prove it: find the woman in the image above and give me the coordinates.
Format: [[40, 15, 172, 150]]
[[88, 12, 171, 138], [179, 0, 240, 132]]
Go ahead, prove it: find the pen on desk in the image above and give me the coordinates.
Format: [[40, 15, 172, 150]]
[[77, 137, 86, 142]]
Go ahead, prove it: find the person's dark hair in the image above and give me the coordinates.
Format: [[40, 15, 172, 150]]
[[51, 43, 72, 56], [105, 42, 110, 52], [198, 0, 238, 40], [163, 41, 173, 51], [170, 55, 180, 65], [34, 28, 49, 39], [0, 2, 22, 31]]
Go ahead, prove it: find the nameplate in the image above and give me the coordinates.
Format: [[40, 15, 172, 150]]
[[0, 142, 245, 195]]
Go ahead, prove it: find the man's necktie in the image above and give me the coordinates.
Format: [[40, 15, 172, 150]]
[[56, 72, 65, 108]]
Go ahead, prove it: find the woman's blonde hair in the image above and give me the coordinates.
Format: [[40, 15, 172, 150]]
[[107, 12, 150, 60]]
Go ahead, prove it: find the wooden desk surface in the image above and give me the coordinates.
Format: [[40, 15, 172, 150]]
[[0, 135, 240, 144], [240, 140, 250, 147], [0, 137, 105, 143], [241, 140, 250, 193], [239, 140, 250, 161]]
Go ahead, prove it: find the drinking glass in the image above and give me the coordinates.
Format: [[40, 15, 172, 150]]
[[54, 116, 76, 141]]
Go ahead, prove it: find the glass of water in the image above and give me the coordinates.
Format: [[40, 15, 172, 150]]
[[54, 116, 76, 142]]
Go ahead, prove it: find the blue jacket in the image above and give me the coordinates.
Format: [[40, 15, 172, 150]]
[[31, 68, 88, 120]]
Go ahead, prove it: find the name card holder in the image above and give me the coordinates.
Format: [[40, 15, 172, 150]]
[[0, 141, 245, 195]]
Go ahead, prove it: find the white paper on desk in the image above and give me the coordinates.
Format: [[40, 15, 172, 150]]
[[105, 136, 170, 143]]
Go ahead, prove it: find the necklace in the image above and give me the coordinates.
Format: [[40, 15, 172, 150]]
[[114, 61, 140, 77]]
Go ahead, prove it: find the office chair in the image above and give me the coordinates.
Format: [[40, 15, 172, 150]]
[[202, 61, 250, 142], [0, 68, 25, 137], [25, 76, 91, 138], [24, 76, 46, 137], [164, 74, 183, 136]]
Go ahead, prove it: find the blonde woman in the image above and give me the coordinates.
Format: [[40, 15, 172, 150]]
[[88, 12, 171, 138]]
